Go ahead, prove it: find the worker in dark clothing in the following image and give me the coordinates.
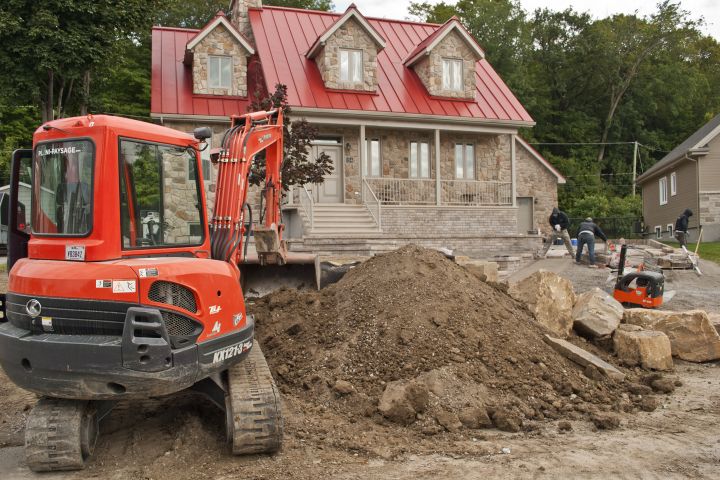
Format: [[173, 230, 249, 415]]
[[541, 207, 575, 258], [674, 208, 693, 248], [575, 217, 608, 268]]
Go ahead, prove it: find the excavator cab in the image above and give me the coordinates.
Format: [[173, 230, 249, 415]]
[[0, 114, 284, 472]]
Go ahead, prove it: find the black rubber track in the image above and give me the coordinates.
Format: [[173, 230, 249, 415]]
[[25, 397, 98, 472], [226, 341, 283, 454]]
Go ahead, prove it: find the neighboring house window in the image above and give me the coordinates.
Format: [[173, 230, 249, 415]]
[[659, 177, 668, 205], [208, 56, 232, 89], [454, 143, 475, 179], [409, 141, 430, 178], [366, 138, 381, 177], [667, 224, 673, 236], [340, 49, 363, 83], [655, 226, 661, 239], [442, 58, 463, 91], [670, 171, 677, 196]]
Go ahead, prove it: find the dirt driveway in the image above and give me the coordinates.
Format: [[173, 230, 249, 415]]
[[1, 258, 719, 479]]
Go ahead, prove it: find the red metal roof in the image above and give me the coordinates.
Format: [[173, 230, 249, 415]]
[[151, 6, 533, 124], [151, 26, 252, 117]]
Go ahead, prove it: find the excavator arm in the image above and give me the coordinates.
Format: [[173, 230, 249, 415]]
[[210, 109, 287, 266]]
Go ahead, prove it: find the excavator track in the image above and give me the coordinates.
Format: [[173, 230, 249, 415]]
[[25, 398, 99, 472], [226, 341, 283, 455]]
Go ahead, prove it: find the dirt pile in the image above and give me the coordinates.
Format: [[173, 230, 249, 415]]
[[253, 245, 651, 434]]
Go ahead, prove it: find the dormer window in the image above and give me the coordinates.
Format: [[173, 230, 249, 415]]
[[340, 49, 363, 83], [442, 58, 463, 91], [208, 56, 232, 89]]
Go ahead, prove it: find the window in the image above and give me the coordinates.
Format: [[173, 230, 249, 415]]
[[119, 139, 204, 248], [442, 58, 463, 91], [655, 226, 661, 239], [33, 140, 94, 236], [208, 56, 232, 89], [409, 141, 430, 178], [659, 177, 668, 205], [366, 138, 381, 177], [670, 171, 677, 196], [340, 49, 363, 83], [667, 224, 673, 236], [454, 143, 475, 179]]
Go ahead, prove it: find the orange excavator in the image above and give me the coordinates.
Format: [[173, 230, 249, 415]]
[[0, 110, 305, 471]]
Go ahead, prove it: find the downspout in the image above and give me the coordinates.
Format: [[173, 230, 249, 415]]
[[684, 153, 701, 237]]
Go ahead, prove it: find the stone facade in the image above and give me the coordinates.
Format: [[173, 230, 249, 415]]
[[315, 17, 379, 92], [191, 24, 250, 97], [515, 141, 559, 236], [161, 149, 204, 244], [413, 30, 477, 99]]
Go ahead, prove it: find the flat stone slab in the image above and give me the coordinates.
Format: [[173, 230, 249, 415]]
[[544, 335, 626, 381]]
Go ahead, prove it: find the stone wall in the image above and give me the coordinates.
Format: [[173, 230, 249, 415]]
[[161, 150, 203, 244], [413, 30, 476, 99], [192, 24, 249, 97], [515, 141, 559, 236], [316, 17, 379, 92], [699, 192, 720, 242]]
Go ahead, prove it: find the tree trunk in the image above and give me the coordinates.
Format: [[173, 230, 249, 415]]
[[80, 70, 91, 116], [56, 78, 65, 119], [43, 69, 54, 123]]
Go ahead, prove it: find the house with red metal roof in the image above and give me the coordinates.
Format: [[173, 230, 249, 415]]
[[151, 0, 565, 260]]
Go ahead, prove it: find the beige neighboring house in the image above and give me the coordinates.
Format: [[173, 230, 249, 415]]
[[150, 1, 565, 260], [636, 113, 720, 242]]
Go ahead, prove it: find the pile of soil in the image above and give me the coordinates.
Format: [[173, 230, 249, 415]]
[[252, 245, 651, 434]]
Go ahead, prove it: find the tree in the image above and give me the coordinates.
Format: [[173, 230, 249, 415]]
[[248, 84, 333, 191], [0, 0, 158, 122]]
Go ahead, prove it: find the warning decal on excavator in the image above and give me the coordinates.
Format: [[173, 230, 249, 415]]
[[95, 280, 112, 288], [112, 280, 136, 294], [138, 268, 159, 278]]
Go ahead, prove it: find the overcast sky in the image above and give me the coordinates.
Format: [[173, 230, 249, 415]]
[[334, 0, 719, 39]]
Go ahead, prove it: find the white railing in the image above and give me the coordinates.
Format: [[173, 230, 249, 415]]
[[298, 184, 314, 230], [365, 178, 437, 205], [441, 180, 512, 206], [362, 179, 382, 230]]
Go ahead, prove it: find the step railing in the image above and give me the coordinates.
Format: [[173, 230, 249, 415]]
[[362, 178, 382, 231], [298, 184, 314, 231]]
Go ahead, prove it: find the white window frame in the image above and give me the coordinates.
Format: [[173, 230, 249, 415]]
[[667, 224, 673, 236], [208, 55, 232, 89], [442, 58, 463, 91], [454, 143, 475, 179], [670, 171, 677, 196], [655, 226, 662, 239], [366, 138, 381, 177], [340, 48, 363, 83], [409, 141, 430, 179], [659, 177, 668, 205]]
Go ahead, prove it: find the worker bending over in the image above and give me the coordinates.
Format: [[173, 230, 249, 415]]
[[674, 208, 693, 248], [576, 217, 607, 268]]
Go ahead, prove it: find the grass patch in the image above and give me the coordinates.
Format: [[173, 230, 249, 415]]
[[662, 241, 720, 264]]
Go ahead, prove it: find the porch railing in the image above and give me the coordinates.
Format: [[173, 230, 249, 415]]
[[364, 178, 436, 205], [362, 179, 382, 230], [441, 180, 512, 206], [298, 184, 314, 230], [364, 177, 512, 206]]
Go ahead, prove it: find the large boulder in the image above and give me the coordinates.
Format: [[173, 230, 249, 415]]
[[613, 325, 673, 371], [707, 312, 720, 336], [573, 288, 624, 338], [509, 270, 576, 337], [378, 380, 429, 425], [623, 309, 720, 362]]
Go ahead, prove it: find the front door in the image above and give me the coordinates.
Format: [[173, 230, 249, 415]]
[[517, 197, 534, 234], [312, 144, 343, 203]]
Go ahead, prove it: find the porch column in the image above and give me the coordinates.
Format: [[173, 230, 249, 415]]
[[360, 124, 366, 202], [511, 134, 517, 207], [435, 129, 441, 206]]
